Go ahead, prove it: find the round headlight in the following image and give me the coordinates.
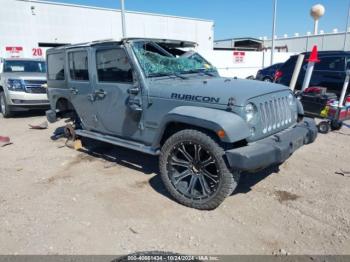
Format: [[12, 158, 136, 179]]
[[245, 103, 256, 122]]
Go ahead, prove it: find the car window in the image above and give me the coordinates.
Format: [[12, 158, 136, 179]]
[[274, 63, 283, 69], [314, 56, 345, 71], [270, 64, 279, 70], [48, 53, 65, 80], [4, 60, 46, 73], [132, 41, 215, 77], [68, 51, 89, 81], [281, 56, 298, 72], [96, 48, 133, 83]]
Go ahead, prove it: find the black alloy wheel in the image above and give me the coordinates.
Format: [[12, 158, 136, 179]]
[[159, 129, 240, 210]]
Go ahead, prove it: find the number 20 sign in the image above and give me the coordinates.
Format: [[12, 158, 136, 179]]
[[32, 48, 43, 57]]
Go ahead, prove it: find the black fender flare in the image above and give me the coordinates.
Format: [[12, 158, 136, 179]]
[[153, 106, 251, 147]]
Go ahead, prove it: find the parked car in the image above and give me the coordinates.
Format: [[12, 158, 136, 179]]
[[275, 51, 350, 97], [256, 63, 283, 82], [0, 58, 49, 117], [45, 38, 317, 210]]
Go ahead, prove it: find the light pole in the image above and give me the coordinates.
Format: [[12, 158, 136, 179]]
[[120, 0, 126, 38], [270, 0, 277, 65], [343, 0, 350, 51]]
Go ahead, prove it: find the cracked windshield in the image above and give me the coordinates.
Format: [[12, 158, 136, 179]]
[[132, 41, 216, 77]]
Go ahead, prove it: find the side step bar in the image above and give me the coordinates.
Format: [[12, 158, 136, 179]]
[[75, 129, 160, 156]]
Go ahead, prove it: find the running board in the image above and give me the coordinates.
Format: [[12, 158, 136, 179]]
[[75, 129, 160, 156]]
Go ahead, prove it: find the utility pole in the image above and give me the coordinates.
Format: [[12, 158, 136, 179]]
[[120, 0, 126, 38], [343, 1, 350, 51], [270, 0, 277, 65]]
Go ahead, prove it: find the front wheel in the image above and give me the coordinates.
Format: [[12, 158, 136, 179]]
[[0, 91, 12, 118], [159, 129, 240, 210]]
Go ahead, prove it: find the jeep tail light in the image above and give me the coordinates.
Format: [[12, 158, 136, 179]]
[[274, 70, 283, 82]]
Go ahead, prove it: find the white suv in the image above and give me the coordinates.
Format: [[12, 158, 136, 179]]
[[0, 58, 49, 118]]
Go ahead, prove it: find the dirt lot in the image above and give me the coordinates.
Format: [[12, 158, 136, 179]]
[[0, 112, 350, 255]]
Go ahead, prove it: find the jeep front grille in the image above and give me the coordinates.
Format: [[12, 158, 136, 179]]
[[259, 96, 292, 134]]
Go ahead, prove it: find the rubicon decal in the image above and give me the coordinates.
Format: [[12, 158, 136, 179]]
[[171, 93, 220, 104]]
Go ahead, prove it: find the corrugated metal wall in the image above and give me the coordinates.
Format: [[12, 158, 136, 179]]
[[215, 33, 350, 53], [260, 33, 349, 53]]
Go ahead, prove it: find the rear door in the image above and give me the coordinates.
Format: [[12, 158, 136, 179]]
[[67, 49, 96, 130]]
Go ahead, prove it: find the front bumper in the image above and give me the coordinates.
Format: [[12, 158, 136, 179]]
[[7, 91, 49, 111], [225, 117, 317, 171]]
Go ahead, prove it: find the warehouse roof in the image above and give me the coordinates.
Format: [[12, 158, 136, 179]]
[[215, 37, 263, 43]]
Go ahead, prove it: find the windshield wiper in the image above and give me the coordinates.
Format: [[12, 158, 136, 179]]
[[182, 68, 217, 77], [148, 72, 188, 79]]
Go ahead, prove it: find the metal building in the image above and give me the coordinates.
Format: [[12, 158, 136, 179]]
[[215, 31, 350, 53], [0, 0, 214, 58]]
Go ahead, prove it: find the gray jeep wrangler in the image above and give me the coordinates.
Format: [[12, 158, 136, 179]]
[[45, 38, 317, 210]]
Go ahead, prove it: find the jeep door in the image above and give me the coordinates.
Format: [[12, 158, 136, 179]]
[[91, 46, 142, 139], [67, 49, 96, 130]]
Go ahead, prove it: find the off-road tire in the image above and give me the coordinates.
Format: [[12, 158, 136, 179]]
[[159, 129, 240, 210], [0, 91, 12, 118]]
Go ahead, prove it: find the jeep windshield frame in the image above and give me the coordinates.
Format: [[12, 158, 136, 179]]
[[130, 40, 216, 78]]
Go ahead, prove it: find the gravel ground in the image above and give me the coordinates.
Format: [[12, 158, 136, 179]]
[[0, 112, 350, 255]]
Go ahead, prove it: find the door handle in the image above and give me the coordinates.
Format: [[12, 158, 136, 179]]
[[69, 88, 78, 95], [94, 89, 107, 99], [127, 86, 140, 95]]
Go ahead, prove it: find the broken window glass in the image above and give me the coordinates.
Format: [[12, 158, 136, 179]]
[[132, 41, 216, 77]]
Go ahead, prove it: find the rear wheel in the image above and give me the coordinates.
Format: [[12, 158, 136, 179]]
[[0, 91, 12, 118], [263, 77, 272, 82], [159, 129, 240, 210]]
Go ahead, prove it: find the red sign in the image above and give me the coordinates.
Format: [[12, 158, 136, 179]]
[[5, 46, 23, 57], [32, 48, 43, 57], [233, 51, 245, 63]]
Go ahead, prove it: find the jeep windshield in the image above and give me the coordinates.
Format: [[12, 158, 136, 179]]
[[131, 41, 216, 77], [3, 60, 46, 73]]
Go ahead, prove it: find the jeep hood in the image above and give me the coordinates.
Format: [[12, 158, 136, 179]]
[[147, 77, 290, 106]]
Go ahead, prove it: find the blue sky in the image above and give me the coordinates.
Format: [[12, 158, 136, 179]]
[[47, 0, 349, 40]]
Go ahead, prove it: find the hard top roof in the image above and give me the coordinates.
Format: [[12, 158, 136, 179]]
[[48, 38, 197, 52]]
